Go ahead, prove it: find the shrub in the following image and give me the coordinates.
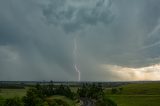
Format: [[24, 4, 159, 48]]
[[4, 97, 23, 106], [96, 97, 117, 106], [111, 88, 118, 94], [23, 88, 44, 106]]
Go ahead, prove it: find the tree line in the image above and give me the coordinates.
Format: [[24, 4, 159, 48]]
[[1, 81, 117, 106]]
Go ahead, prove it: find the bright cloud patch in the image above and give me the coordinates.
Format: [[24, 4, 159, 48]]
[[101, 64, 160, 81]]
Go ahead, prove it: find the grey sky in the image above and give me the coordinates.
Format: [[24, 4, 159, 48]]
[[1, 0, 160, 81]]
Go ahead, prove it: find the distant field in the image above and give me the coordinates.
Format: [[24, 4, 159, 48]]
[[0, 88, 26, 98], [119, 82, 160, 95], [106, 82, 160, 106]]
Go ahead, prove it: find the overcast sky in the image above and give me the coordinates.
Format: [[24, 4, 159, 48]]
[[1, 0, 160, 81]]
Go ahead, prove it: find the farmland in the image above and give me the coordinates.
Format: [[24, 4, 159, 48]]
[[0, 81, 160, 106], [106, 82, 160, 106], [108, 95, 160, 106]]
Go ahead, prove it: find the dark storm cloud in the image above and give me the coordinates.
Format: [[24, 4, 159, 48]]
[[78, 0, 160, 68], [0, 0, 75, 80], [1, 0, 160, 81], [42, 0, 113, 33]]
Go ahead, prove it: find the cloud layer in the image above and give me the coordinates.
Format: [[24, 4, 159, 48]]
[[43, 0, 113, 33], [1, 0, 160, 81]]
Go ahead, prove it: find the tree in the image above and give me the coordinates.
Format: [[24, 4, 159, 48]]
[[77, 83, 104, 99], [35, 81, 55, 97], [111, 88, 118, 94], [48, 80, 54, 95], [77, 84, 88, 98], [4, 97, 23, 106], [23, 88, 44, 106], [119, 87, 123, 93], [35, 83, 41, 91], [55, 84, 75, 99]]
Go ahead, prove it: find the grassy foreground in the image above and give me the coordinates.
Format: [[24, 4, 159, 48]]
[[108, 95, 160, 106], [0, 88, 26, 105], [106, 82, 160, 106]]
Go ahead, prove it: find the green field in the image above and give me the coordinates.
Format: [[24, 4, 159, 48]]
[[0, 96, 5, 105], [108, 95, 160, 106], [0, 88, 26, 105], [1, 82, 160, 106], [0, 88, 26, 98], [106, 82, 160, 106]]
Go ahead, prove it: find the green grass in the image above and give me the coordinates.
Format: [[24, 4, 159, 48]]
[[105, 82, 160, 106], [106, 82, 160, 95], [70, 87, 79, 93], [0, 96, 5, 105], [0, 89, 26, 98], [108, 95, 160, 106], [119, 82, 160, 95], [46, 95, 77, 106]]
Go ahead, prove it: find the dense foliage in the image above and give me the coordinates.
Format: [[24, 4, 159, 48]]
[[35, 82, 75, 99], [77, 83, 104, 99], [4, 97, 23, 106], [77, 83, 117, 106], [0, 82, 117, 106]]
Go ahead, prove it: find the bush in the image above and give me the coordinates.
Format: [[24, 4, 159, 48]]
[[47, 99, 69, 106], [4, 97, 23, 106], [111, 88, 118, 94], [54, 85, 75, 99], [77, 83, 104, 99], [118, 87, 123, 94], [35, 83, 75, 100], [23, 88, 44, 106], [96, 97, 117, 106]]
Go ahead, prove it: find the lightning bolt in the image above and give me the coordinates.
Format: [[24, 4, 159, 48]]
[[73, 37, 81, 81]]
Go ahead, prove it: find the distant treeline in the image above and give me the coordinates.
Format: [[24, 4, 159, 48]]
[[0, 84, 25, 89], [0, 81, 130, 88]]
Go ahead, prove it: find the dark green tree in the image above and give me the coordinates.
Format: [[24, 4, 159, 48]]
[[48, 80, 54, 95], [23, 88, 44, 106], [77, 83, 104, 99], [119, 87, 123, 93], [111, 88, 118, 94], [77, 84, 88, 97], [55, 84, 75, 99], [35, 83, 41, 91], [4, 97, 23, 106]]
